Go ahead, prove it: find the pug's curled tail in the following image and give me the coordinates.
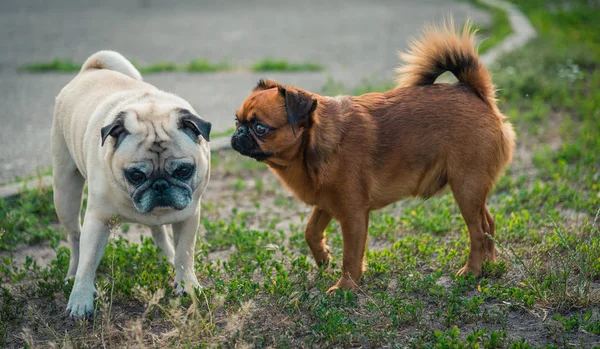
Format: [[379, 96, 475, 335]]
[[395, 19, 497, 111], [81, 50, 142, 81]]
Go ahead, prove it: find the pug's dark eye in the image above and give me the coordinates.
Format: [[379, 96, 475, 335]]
[[235, 117, 240, 127], [174, 164, 194, 180], [125, 169, 146, 185], [254, 123, 269, 136]]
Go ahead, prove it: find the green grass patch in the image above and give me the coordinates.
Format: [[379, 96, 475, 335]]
[[0, 183, 60, 251], [138, 61, 179, 73], [20, 59, 82, 73], [186, 58, 232, 72], [251, 58, 323, 72], [20, 58, 324, 73]]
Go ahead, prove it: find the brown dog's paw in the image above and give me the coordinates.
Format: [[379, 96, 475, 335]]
[[456, 265, 482, 278], [315, 253, 332, 269], [325, 277, 358, 294]]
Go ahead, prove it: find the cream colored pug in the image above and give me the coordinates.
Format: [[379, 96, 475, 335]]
[[52, 50, 211, 318]]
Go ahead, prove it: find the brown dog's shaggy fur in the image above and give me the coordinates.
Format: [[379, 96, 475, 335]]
[[231, 20, 515, 293]]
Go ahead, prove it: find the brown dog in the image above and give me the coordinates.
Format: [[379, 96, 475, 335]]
[[231, 21, 515, 293]]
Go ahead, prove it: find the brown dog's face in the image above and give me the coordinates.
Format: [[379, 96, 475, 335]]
[[231, 80, 317, 163]]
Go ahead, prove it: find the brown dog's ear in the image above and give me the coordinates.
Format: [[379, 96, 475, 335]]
[[278, 86, 317, 136], [101, 113, 129, 147], [253, 79, 284, 92]]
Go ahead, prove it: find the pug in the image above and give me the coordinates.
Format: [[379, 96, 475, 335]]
[[52, 50, 211, 318], [231, 21, 515, 293]]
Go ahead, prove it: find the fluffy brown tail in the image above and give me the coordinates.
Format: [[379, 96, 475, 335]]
[[395, 19, 497, 110]]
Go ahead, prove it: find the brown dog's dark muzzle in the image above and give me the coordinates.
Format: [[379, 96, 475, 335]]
[[231, 125, 273, 161]]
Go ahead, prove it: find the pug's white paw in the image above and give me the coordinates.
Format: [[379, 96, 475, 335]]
[[174, 276, 201, 296], [66, 284, 96, 319]]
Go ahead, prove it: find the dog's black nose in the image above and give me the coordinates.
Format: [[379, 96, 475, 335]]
[[237, 125, 248, 136], [152, 179, 169, 193]]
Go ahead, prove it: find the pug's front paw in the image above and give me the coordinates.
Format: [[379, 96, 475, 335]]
[[174, 275, 201, 297], [66, 284, 96, 319]]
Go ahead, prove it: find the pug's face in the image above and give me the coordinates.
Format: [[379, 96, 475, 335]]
[[101, 106, 211, 214], [231, 79, 317, 163]]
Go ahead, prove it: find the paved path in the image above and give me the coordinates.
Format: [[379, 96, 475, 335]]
[[0, 0, 488, 182]]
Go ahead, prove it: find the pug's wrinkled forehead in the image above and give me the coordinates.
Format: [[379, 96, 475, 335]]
[[101, 106, 211, 151]]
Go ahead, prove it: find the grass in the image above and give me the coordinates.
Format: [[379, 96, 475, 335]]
[[0, 181, 61, 251], [20, 58, 323, 74], [2, 1, 600, 347], [251, 58, 323, 72], [20, 59, 82, 73]]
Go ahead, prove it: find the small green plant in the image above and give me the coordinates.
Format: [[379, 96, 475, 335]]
[[0, 183, 61, 250], [20, 58, 324, 74], [251, 58, 323, 72], [20, 59, 81, 72], [230, 178, 246, 192], [254, 176, 264, 196], [187, 58, 231, 72], [139, 61, 178, 73]]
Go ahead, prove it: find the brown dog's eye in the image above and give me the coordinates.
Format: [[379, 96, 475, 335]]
[[254, 123, 269, 136]]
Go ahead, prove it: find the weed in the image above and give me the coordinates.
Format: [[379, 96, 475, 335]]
[[138, 61, 178, 73], [0, 182, 61, 250], [251, 58, 323, 72], [20, 58, 324, 74], [187, 59, 231, 72], [20, 59, 81, 72]]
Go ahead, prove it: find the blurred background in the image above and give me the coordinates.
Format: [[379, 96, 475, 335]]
[[0, 0, 489, 182], [2, 1, 600, 347]]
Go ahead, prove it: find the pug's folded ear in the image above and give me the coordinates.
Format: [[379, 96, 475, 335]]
[[101, 113, 129, 147], [179, 109, 211, 142], [278, 86, 317, 136]]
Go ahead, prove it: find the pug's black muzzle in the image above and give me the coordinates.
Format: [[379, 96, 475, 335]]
[[231, 125, 273, 161]]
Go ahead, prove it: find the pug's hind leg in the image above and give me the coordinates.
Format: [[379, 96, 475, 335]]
[[172, 212, 201, 296], [150, 225, 175, 266], [53, 163, 85, 280], [305, 207, 332, 267]]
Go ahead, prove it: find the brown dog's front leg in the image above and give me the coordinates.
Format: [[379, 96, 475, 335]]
[[327, 211, 369, 294], [305, 207, 332, 267]]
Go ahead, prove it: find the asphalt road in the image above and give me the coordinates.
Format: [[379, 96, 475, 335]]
[[0, 0, 488, 182]]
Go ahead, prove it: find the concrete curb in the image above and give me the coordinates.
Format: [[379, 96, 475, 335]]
[[0, 136, 233, 199], [479, 0, 537, 66], [0, 1, 536, 199], [0, 176, 53, 198]]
